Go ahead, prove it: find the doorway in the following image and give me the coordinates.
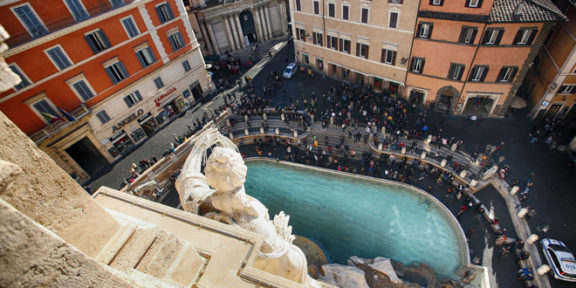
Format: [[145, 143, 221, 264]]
[[435, 86, 458, 112], [65, 137, 108, 176], [239, 10, 257, 45], [463, 96, 495, 116], [409, 89, 425, 106], [546, 103, 562, 118]]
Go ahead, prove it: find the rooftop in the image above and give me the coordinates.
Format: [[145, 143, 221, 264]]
[[490, 0, 568, 22]]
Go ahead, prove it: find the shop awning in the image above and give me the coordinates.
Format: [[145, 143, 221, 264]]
[[510, 96, 527, 109]]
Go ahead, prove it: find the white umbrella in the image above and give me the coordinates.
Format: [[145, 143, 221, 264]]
[[511, 97, 527, 109]]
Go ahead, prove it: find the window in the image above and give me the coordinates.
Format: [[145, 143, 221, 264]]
[[559, 85, 576, 94], [70, 78, 95, 101], [296, 28, 306, 41], [302, 54, 309, 64], [105, 61, 129, 84], [85, 29, 111, 54], [466, 0, 482, 8], [313, 32, 323, 46], [410, 57, 425, 73], [153, 77, 164, 89], [96, 110, 111, 124], [182, 60, 191, 72], [45, 46, 72, 70], [64, 0, 89, 22], [430, 0, 443, 5], [339, 38, 351, 54], [417, 22, 433, 39], [31, 98, 60, 123], [111, 0, 125, 8], [123, 91, 143, 107], [381, 49, 397, 65], [482, 28, 503, 45], [361, 8, 369, 23], [459, 26, 477, 44], [497, 66, 518, 82], [469, 65, 489, 82], [389, 11, 399, 28], [342, 5, 349, 20], [135, 45, 156, 68], [328, 3, 335, 17], [514, 28, 537, 45], [12, 4, 48, 37], [314, 1, 319, 14], [388, 0, 403, 3], [295, 0, 301, 11], [168, 31, 185, 52], [121, 17, 139, 38], [356, 42, 369, 59], [156, 2, 174, 23], [327, 35, 338, 50], [448, 63, 465, 81], [9, 64, 31, 90]]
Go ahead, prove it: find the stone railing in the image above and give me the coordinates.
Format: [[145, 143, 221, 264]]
[[29, 105, 90, 144]]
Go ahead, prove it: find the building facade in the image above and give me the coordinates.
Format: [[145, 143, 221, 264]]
[[0, 0, 212, 183], [405, 0, 565, 117], [289, 0, 419, 94], [186, 0, 288, 56], [526, 1, 576, 120]]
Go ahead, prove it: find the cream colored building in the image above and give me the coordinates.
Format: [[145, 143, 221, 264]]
[[186, 0, 289, 56], [289, 0, 418, 94]]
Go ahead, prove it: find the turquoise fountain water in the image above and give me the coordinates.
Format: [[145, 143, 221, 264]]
[[244, 160, 466, 278]]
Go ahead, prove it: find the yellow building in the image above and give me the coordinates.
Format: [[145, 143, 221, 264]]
[[289, 0, 419, 94], [527, 2, 576, 119]]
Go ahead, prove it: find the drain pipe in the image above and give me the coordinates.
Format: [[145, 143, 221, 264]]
[[457, 23, 487, 114]]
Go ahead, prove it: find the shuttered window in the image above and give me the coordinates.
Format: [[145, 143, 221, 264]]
[[85, 29, 111, 54], [124, 91, 143, 107], [105, 61, 129, 84], [156, 2, 174, 23], [46, 46, 72, 70]]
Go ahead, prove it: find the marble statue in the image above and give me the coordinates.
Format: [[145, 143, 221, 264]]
[[175, 128, 320, 287]]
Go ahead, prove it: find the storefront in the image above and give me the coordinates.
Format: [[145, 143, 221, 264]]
[[138, 112, 158, 136], [108, 130, 134, 157]]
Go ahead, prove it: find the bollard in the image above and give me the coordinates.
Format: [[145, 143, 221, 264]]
[[451, 143, 458, 152], [459, 170, 467, 178], [293, 130, 298, 138], [244, 128, 249, 136], [263, 113, 267, 120], [510, 186, 520, 195], [401, 147, 406, 154], [518, 208, 528, 218], [421, 151, 426, 160], [441, 159, 447, 167], [330, 117, 334, 125], [260, 127, 265, 134], [226, 119, 231, 127], [244, 114, 249, 122], [381, 126, 386, 136], [310, 114, 315, 122], [281, 113, 285, 121], [229, 133, 234, 139], [378, 143, 383, 151], [275, 128, 279, 135], [470, 179, 477, 187]]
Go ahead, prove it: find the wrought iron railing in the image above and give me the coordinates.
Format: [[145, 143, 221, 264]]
[[29, 105, 90, 144]]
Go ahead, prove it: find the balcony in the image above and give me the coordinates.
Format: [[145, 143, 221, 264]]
[[6, 0, 141, 49], [30, 105, 90, 144]]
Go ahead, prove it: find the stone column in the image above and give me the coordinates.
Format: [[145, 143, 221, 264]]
[[279, 2, 288, 35], [224, 16, 237, 51], [253, 7, 265, 41], [199, 21, 214, 54], [264, 5, 273, 39], [207, 22, 221, 55], [234, 14, 246, 48], [229, 15, 241, 50]]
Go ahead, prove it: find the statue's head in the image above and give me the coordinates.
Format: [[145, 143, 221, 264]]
[[205, 147, 247, 192]]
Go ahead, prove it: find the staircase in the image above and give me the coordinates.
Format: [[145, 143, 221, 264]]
[[95, 216, 207, 288], [227, 36, 290, 63]]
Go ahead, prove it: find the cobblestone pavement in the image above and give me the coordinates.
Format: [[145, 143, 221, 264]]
[[89, 40, 576, 288]]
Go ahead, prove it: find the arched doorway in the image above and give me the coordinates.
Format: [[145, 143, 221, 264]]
[[435, 86, 458, 112], [239, 10, 257, 45]]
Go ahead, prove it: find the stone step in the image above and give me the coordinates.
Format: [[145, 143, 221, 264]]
[[109, 226, 161, 270], [136, 231, 183, 279], [95, 223, 137, 265], [162, 242, 206, 287]]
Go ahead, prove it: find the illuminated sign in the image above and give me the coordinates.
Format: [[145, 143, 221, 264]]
[[154, 87, 177, 107]]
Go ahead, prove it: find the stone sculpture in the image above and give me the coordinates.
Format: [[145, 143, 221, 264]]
[[175, 128, 320, 287]]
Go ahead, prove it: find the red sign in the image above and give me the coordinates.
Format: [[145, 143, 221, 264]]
[[154, 87, 177, 106]]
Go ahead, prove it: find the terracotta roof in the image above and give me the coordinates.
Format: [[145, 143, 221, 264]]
[[490, 0, 567, 22]]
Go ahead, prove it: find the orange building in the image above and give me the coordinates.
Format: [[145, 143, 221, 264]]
[[0, 0, 212, 183], [405, 0, 566, 117], [525, 2, 576, 120]]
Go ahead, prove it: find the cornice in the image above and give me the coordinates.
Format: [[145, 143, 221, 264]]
[[418, 11, 489, 23], [4, 0, 154, 57]]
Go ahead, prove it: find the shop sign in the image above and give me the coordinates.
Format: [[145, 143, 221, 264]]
[[112, 109, 144, 133], [154, 87, 177, 107]]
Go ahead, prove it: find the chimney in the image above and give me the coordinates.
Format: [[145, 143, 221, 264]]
[[514, 2, 525, 21]]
